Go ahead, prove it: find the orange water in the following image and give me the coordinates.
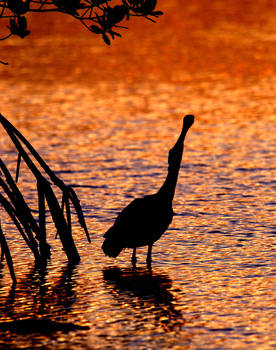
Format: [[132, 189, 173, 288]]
[[0, 1, 276, 349]]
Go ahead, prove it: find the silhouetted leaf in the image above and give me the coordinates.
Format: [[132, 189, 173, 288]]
[[152, 11, 163, 16], [44, 184, 80, 264], [8, 16, 30, 38], [0, 221, 16, 284], [107, 5, 128, 25], [0, 159, 40, 257], [0, 192, 31, 249], [67, 187, 90, 243], [102, 33, 110, 45], [7, 0, 30, 15], [8, 18, 18, 35], [37, 180, 51, 258], [15, 153, 21, 183], [110, 30, 122, 38], [144, 0, 157, 13], [90, 25, 103, 34], [63, 194, 72, 236]]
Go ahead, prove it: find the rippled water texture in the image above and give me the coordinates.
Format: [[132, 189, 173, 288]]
[[1, 1, 276, 349]]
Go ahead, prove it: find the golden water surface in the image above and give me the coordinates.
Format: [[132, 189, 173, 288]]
[[0, 1, 276, 349]]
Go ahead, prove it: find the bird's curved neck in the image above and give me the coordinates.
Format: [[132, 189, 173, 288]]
[[156, 122, 190, 202], [157, 144, 183, 202], [157, 166, 180, 202]]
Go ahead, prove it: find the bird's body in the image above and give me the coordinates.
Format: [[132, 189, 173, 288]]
[[103, 194, 173, 257], [102, 115, 194, 267]]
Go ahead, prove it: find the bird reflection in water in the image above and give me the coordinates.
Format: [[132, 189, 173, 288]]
[[103, 267, 184, 332], [102, 115, 194, 267]]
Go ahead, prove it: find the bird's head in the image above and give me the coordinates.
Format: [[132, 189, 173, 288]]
[[183, 115, 194, 130]]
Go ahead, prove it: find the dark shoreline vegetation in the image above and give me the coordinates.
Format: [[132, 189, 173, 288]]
[[0, 114, 90, 284]]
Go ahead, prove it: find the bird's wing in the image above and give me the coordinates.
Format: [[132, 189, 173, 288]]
[[103, 197, 149, 238], [114, 198, 144, 224]]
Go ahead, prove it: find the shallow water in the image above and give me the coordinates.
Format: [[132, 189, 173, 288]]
[[0, 1, 276, 349]]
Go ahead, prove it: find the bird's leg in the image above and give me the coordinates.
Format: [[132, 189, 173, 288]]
[[131, 247, 137, 268], [146, 244, 153, 269]]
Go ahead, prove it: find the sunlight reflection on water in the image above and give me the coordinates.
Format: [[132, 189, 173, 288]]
[[1, 0, 276, 349]]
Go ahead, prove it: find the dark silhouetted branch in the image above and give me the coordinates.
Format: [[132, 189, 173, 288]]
[[0, 0, 162, 49]]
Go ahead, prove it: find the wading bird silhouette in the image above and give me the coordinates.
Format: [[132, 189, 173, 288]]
[[102, 115, 194, 268]]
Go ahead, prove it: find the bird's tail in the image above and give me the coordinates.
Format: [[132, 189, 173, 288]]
[[102, 230, 124, 258]]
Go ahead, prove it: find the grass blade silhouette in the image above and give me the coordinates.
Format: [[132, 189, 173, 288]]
[[0, 113, 90, 281], [0, 220, 16, 284], [0, 113, 89, 243]]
